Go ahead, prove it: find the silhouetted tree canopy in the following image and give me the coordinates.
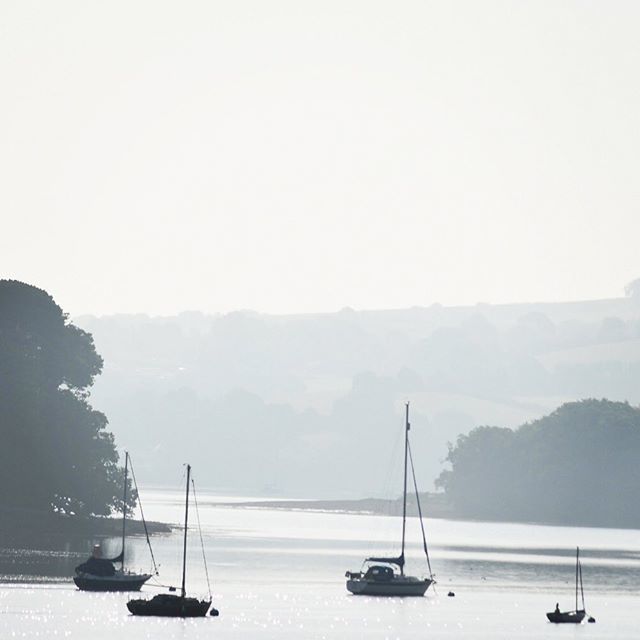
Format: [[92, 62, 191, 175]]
[[625, 278, 640, 298], [436, 399, 640, 527], [0, 280, 132, 516]]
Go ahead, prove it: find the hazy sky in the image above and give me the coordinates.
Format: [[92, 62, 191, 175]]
[[1, 1, 639, 316]]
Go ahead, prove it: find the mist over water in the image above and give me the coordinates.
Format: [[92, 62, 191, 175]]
[[3, 0, 640, 636], [2, 489, 640, 639], [77, 294, 640, 501]]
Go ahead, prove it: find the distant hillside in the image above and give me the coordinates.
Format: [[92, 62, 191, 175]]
[[437, 399, 640, 528], [75, 292, 640, 497]]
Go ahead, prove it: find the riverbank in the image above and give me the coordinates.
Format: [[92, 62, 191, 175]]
[[218, 492, 456, 518], [218, 493, 640, 530], [0, 506, 171, 549]]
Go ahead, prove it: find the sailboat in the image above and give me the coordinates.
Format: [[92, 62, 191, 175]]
[[345, 402, 434, 596], [74, 452, 154, 591], [546, 547, 589, 623], [127, 464, 213, 617]]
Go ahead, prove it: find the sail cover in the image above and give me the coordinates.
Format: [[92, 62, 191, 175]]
[[366, 554, 405, 568], [106, 550, 124, 563]]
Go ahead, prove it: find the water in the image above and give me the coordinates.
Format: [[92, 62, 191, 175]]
[[2, 488, 640, 638]]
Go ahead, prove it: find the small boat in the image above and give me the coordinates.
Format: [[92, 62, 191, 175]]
[[73, 553, 152, 592], [546, 547, 589, 624], [127, 464, 213, 618], [345, 402, 434, 597], [74, 452, 155, 591], [127, 592, 211, 617]]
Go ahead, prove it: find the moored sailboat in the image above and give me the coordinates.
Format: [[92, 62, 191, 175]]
[[127, 464, 214, 617], [345, 402, 434, 597], [74, 452, 155, 591], [546, 547, 590, 624]]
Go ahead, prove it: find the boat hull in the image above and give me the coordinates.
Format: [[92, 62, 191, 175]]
[[74, 572, 151, 592], [127, 594, 211, 617], [546, 610, 586, 624], [347, 577, 432, 597]]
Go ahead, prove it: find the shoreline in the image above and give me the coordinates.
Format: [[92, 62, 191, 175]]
[[216, 495, 640, 531], [213, 493, 455, 519], [0, 506, 171, 549]]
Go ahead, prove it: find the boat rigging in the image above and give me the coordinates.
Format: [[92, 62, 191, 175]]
[[345, 402, 434, 596], [127, 464, 216, 617], [73, 452, 156, 591]]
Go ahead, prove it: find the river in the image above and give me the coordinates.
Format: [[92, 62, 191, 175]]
[[1, 488, 639, 638]]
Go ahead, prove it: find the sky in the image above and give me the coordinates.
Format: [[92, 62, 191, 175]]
[[1, 1, 639, 317]]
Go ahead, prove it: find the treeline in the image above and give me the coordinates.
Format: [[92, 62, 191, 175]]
[[77, 291, 640, 494], [79, 300, 640, 407], [437, 399, 640, 527]]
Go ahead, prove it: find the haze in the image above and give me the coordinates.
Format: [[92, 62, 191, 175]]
[[2, 1, 640, 316], [5, 6, 640, 634]]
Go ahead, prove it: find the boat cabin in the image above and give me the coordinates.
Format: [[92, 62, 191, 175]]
[[363, 565, 395, 582]]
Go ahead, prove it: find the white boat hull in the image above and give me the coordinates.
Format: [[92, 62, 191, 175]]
[[346, 576, 432, 597]]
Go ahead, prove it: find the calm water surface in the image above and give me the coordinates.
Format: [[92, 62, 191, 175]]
[[2, 488, 640, 639]]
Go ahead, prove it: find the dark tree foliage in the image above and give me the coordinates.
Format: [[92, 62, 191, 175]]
[[0, 280, 133, 516], [624, 277, 640, 298], [436, 399, 640, 527]]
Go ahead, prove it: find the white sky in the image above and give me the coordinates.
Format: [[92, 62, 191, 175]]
[[1, 1, 639, 316]]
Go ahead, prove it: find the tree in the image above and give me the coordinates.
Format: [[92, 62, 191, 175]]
[[0, 280, 132, 516], [624, 278, 640, 298], [437, 399, 640, 527]]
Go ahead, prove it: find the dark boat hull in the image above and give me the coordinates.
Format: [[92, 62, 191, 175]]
[[74, 573, 151, 592], [546, 610, 586, 624], [127, 594, 211, 617]]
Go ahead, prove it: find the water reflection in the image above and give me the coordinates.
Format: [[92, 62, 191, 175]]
[[3, 493, 640, 639], [0, 537, 130, 581], [3, 492, 640, 595]]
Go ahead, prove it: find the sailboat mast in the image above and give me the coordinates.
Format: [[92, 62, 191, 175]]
[[121, 451, 128, 567], [579, 553, 585, 610], [575, 547, 579, 612], [181, 464, 191, 599], [400, 402, 410, 576]]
